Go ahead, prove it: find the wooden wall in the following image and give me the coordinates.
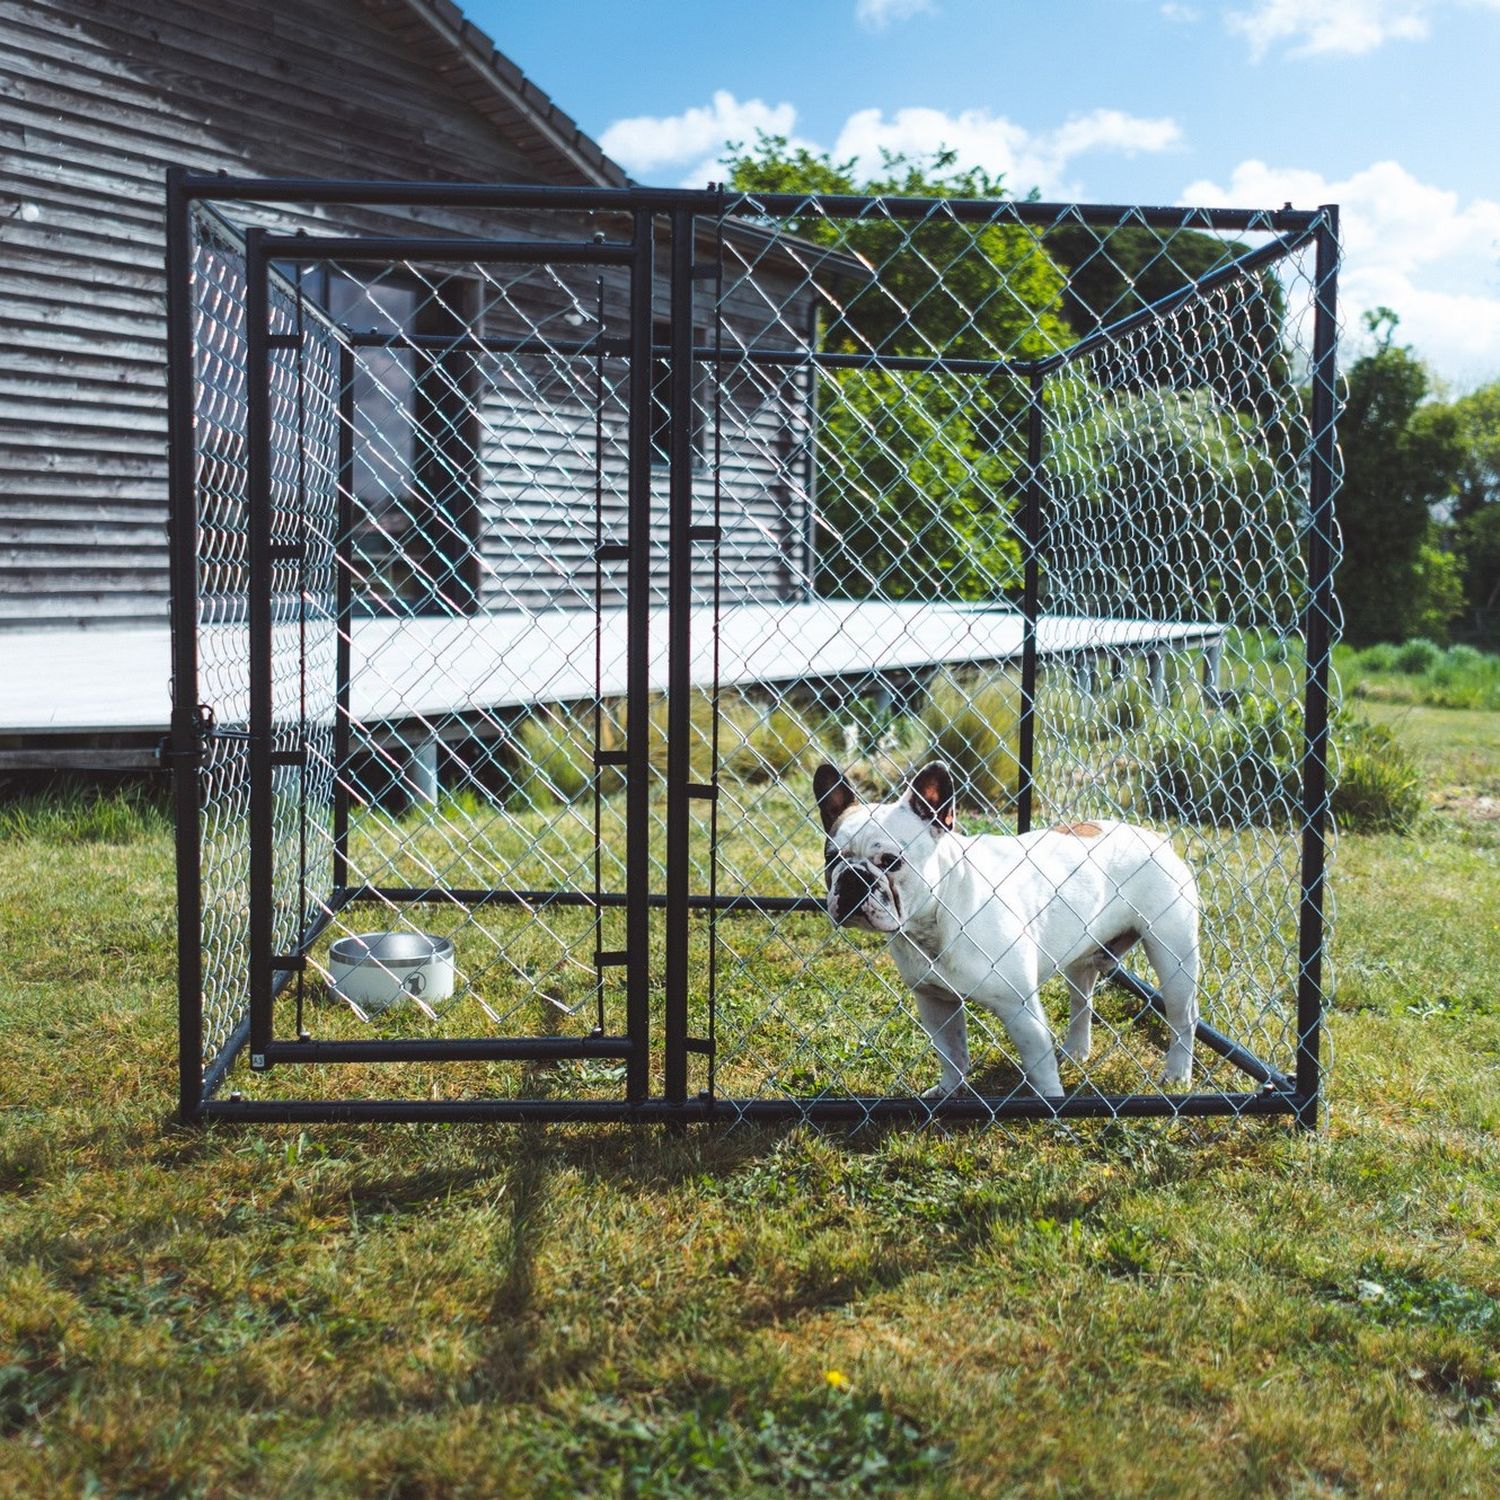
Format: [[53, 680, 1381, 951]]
[[0, 0, 615, 629]]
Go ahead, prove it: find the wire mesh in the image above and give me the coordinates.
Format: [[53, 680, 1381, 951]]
[[179, 186, 1339, 1124]]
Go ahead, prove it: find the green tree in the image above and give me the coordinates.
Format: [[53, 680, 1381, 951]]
[[723, 136, 1071, 600], [1044, 381, 1300, 625], [1448, 382, 1500, 638], [1335, 309, 1464, 645], [1041, 223, 1291, 422]]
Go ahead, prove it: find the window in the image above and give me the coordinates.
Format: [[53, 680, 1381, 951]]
[[320, 272, 479, 615]]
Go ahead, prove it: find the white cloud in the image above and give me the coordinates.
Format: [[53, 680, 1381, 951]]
[[831, 105, 1180, 196], [1160, 2, 1201, 20], [598, 90, 798, 181], [1181, 159, 1500, 379], [855, 0, 936, 30], [600, 94, 1182, 195], [1228, 0, 1500, 60]]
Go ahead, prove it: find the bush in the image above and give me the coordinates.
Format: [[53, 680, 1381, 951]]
[[1356, 642, 1400, 673], [1140, 696, 1426, 833], [1330, 718, 1425, 833], [507, 692, 832, 807], [920, 670, 1021, 813], [1392, 637, 1442, 674], [1141, 694, 1301, 826]]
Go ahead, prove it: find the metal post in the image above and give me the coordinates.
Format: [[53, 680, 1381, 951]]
[[1295, 206, 1341, 1131], [332, 342, 354, 894], [165, 167, 205, 1122], [624, 210, 655, 1103], [663, 207, 695, 1106], [244, 228, 274, 1070], [1016, 371, 1044, 833]]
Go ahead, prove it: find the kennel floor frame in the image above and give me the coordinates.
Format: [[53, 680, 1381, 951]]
[[166, 172, 1340, 1129]]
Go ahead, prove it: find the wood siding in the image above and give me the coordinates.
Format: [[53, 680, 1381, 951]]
[[0, 0, 626, 629]]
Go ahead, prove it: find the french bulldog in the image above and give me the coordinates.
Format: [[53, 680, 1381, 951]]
[[814, 761, 1201, 1098]]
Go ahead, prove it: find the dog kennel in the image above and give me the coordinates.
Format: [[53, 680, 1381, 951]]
[[165, 171, 1340, 1126]]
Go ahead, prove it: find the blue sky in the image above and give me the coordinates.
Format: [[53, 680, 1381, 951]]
[[473, 0, 1500, 385]]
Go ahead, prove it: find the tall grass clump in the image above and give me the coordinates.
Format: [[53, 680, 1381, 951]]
[[507, 692, 832, 807], [1142, 694, 1301, 826], [1330, 717, 1425, 833], [1392, 637, 1443, 675], [919, 670, 1021, 812], [0, 783, 170, 844], [1141, 695, 1427, 833]]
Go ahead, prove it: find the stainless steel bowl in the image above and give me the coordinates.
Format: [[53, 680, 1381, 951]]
[[328, 931, 456, 1014]]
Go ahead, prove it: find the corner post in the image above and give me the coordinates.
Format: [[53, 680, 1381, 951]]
[[165, 166, 205, 1122], [1295, 206, 1341, 1131], [245, 227, 274, 1070]]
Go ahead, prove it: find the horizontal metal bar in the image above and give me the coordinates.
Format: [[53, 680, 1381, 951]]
[[259, 234, 634, 265], [178, 174, 1327, 233], [698, 344, 1038, 377], [353, 884, 825, 914], [729, 192, 1325, 233], [345, 331, 630, 357], [199, 1088, 1299, 1125], [261, 1036, 633, 1065], [1109, 965, 1293, 1091]]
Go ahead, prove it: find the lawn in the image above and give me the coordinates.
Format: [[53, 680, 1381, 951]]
[[2, 705, 1498, 1497]]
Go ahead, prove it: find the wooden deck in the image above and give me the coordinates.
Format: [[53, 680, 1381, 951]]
[[0, 602, 1224, 768]]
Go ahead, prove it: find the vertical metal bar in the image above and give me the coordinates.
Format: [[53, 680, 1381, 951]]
[[332, 342, 354, 894], [1016, 370, 1044, 833], [624, 210, 655, 1103], [245, 228, 274, 1069], [593, 274, 607, 1038], [165, 167, 205, 1122], [293, 269, 309, 1039], [1295, 206, 1341, 1131], [663, 206, 694, 1107], [802, 298, 821, 599], [706, 203, 726, 1099]]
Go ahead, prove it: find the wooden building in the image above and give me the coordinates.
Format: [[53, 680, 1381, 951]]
[[1, 0, 822, 633]]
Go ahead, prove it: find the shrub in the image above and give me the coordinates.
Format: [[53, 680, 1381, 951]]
[[920, 670, 1021, 813], [1330, 717, 1425, 833], [1356, 642, 1400, 673], [1141, 694, 1301, 826], [1392, 637, 1442, 674], [1140, 694, 1427, 833]]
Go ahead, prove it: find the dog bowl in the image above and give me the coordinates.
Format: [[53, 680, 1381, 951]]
[[328, 931, 455, 1014]]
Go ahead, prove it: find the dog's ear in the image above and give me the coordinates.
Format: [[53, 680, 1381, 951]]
[[906, 761, 955, 833], [813, 763, 860, 835]]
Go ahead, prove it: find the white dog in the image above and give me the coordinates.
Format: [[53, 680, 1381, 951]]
[[814, 761, 1201, 1098]]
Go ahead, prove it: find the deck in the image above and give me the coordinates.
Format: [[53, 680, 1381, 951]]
[[0, 602, 1224, 768]]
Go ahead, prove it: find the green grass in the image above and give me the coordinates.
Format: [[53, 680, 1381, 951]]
[[3, 704, 1500, 1496]]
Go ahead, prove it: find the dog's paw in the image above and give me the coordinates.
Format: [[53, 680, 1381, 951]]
[[1059, 1034, 1092, 1067], [1158, 1064, 1193, 1090], [921, 1078, 967, 1101]]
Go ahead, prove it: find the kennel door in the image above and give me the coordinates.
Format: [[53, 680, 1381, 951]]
[[238, 218, 659, 1101]]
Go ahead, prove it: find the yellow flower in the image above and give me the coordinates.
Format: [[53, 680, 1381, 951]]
[[824, 1369, 851, 1390]]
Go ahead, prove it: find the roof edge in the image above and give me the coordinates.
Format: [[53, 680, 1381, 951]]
[[389, 0, 631, 188]]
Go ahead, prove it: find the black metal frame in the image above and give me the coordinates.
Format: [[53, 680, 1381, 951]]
[[167, 171, 1339, 1129]]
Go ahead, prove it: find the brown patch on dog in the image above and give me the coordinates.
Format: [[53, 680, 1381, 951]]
[[1051, 821, 1102, 837]]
